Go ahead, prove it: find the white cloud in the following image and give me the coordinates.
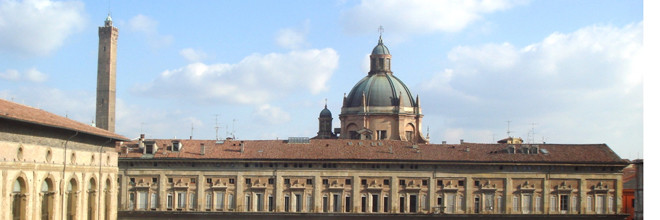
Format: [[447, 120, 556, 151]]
[[253, 104, 291, 125], [135, 48, 339, 104], [341, 0, 526, 37], [127, 14, 173, 48], [0, 87, 94, 123], [421, 22, 642, 155], [0, 68, 48, 82], [0, 0, 86, 56], [180, 48, 207, 62], [275, 20, 310, 50]]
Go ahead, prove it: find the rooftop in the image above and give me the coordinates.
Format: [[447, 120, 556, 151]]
[[118, 138, 625, 165], [0, 98, 128, 141]]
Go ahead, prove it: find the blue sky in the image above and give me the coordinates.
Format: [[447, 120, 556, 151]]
[[0, 0, 644, 159]]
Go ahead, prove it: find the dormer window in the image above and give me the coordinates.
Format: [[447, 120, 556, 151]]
[[172, 141, 182, 152], [507, 145, 516, 154], [531, 146, 539, 154]]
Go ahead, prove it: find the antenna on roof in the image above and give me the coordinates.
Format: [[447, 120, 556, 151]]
[[214, 114, 220, 140], [426, 126, 430, 141], [231, 119, 237, 139], [530, 122, 536, 144], [190, 122, 194, 140], [506, 120, 513, 137]]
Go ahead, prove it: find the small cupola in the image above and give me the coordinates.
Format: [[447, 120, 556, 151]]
[[369, 35, 392, 75]]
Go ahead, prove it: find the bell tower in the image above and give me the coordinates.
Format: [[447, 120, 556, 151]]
[[96, 14, 118, 132]]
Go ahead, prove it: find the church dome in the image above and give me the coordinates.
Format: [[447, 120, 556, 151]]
[[320, 105, 332, 117], [344, 74, 415, 108], [371, 36, 390, 55]]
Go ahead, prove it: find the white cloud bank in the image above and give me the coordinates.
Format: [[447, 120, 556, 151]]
[[135, 48, 339, 104], [341, 0, 526, 36], [0, 0, 86, 56], [127, 14, 173, 48], [275, 20, 310, 50], [0, 68, 48, 82], [421, 23, 642, 155]]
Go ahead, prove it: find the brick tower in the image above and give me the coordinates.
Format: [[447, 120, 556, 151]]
[[96, 14, 118, 132]]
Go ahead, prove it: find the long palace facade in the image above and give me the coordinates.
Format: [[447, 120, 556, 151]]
[[117, 138, 627, 217]]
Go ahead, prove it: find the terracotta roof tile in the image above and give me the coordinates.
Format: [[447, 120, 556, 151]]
[[119, 139, 626, 164], [0, 98, 128, 141]]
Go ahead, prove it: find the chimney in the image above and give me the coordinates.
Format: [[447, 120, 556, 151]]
[[240, 143, 244, 153], [121, 146, 128, 155], [442, 141, 447, 145], [140, 134, 145, 141], [460, 139, 464, 144], [200, 143, 205, 155]]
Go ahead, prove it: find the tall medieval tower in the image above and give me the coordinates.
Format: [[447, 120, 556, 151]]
[[96, 14, 118, 132]]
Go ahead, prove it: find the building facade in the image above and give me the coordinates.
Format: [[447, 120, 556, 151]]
[[0, 99, 127, 220], [117, 138, 627, 218]]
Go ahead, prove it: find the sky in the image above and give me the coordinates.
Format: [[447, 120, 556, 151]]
[[0, 0, 644, 159]]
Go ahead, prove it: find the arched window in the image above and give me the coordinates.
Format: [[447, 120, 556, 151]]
[[405, 123, 415, 141], [12, 177, 27, 220], [41, 178, 55, 220], [88, 179, 97, 220], [67, 178, 78, 220], [104, 179, 112, 220]]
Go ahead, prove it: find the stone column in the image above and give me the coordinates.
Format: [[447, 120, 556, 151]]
[[505, 177, 513, 214], [236, 173, 244, 212], [352, 175, 360, 213], [543, 175, 550, 214], [197, 174, 204, 211], [391, 176, 399, 213], [465, 176, 472, 214], [314, 175, 321, 212], [579, 178, 586, 214], [158, 173, 165, 210]]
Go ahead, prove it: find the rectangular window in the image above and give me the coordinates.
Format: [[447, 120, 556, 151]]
[[384, 179, 390, 185], [372, 194, 379, 212], [215, 192, 225, 210], [323, 179, 328, 185], [474, 180, 480, 186], [296, 194, 302, 212], [306, 179, 313, 185], [129, 193, 135, 209], [474, 196, 480, 214], [245, 195, 251, 212], [228, 194, 235, 209], [513, 196, 519, 212], [334, 194, 341, 212], [406, 131, 413, 141], [587, 196, 592, 212], [361, 196, 367, 212], [257, 194, 264, 212], [190, 178, 196, 184], [550, 196, 556, 212], [205, 193, 212, 210], [345, 179, 351, 185], [422, 180, 428, 186], [361, 179, 367, 186], [168, 178, 173, 183], [346, 196, 352, 212], [522, 194, 531, 214], [571, 196, 578, 212], [458, 196, 463, 211], [485, 194, 494, 212], [229, 178, 235, 184], [153, 177, 158, 183], [268, 178, 274, 184], [399, 196, 405, 213], [560, 195, 569, 212], [285, 196, 290, 212], [384, 196, 389, 212], [190, 193, 197, 210], [447, 194, 455, 214], [437, 180, 443, 186], [167, 193, 173, 209], [307, 195, 313, 212], [177, 192, 187, 209], [284, 179, 290, 184], [245, 178, 251, 185], [151, 193, 158, 210], [535, 196, 542, 212], [138, 191, 148, 210], [377, 130, 387, 140], [322, 196, 328, 212], [399, 180, 405, 186], [409, 195, 418, 213], [458, 181, 464, 186], [608, 196, 614, 213], [269, 195, 274, 212]]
